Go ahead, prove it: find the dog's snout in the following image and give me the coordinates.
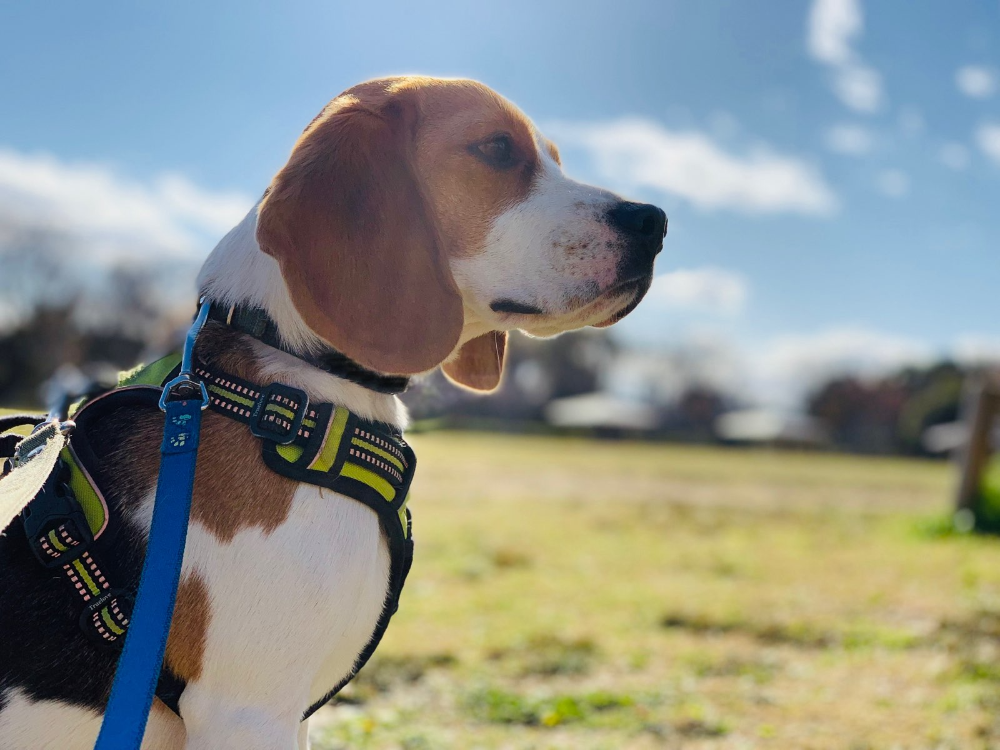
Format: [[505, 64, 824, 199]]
[[609, 202, 667, 241]]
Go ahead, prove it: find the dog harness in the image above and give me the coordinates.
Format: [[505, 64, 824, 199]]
[[2, 346, 416, 720]]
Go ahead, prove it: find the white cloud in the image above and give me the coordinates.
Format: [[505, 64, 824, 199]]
[[832, 64, 883, 112], [602, 330, 745, 404], [956, 66, 997, 99], [808, 0, 862, 65], [976, 123, 1000, 164], [649, 268, 749, 316], [0, 148, 252, 263], [939, 143, 970, 171], [608, 324, 941, 408], [761, 328, 932, 382], [876, 169, 909, 198], [154, 174, 253, 237], [807, 0, 884, 113], [954, 335, 1000, 365], [824, 123, 874, 155], [751, 328, 933, 405], [550, 118, 838, 216]]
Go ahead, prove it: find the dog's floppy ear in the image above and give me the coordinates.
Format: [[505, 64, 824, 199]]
[[256, 84, 464, 375], [442, 331, 508, 392]]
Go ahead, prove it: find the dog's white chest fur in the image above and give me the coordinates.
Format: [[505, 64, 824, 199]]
[[177, 484, 391, 747], [0, 485, 392, 750]]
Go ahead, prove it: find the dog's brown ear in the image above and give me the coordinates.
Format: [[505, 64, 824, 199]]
[[442, 331, 508, 392], [256, 84, 464, 375]]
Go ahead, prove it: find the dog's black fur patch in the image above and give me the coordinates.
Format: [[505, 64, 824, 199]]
[[0, 403, 159, 714]]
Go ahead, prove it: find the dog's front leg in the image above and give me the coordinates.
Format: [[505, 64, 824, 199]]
[[179, 687, 304, 750]]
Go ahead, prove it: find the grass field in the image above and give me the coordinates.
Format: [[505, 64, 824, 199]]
[[306, 432, 1000, 750], [5, 411, 998, 748]]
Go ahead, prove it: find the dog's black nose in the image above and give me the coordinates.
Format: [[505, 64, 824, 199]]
[[608, 202, 667, 256]]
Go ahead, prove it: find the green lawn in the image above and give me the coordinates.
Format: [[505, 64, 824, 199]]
[[6, 413, 996, 748], [307, 433, 1000, 750]]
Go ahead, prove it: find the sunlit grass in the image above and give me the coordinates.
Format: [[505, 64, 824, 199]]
[[5, 415, 992, 747], [309, 431, 1000, 750]]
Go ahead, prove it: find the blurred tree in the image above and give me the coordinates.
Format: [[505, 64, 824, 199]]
[[0, 245, 180, 408], [808, 377, 904, 454], [807, 363, 967, 456], [663, 386, 729, 442], [0, 304, 81, 407], [896, 363, 965, 455]]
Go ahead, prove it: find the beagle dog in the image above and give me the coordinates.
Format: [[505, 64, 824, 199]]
[[0, 76, 666, 749]]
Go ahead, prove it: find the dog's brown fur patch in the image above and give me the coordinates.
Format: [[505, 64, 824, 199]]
[[188, 412, 297, 542], [412, 77, 541, 261], [165, 572, 211, 682], [188, 325, 299, 542], [107, 324, 299, 544]]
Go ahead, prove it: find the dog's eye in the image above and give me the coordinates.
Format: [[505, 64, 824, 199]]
[[473, 134, 517, 170]]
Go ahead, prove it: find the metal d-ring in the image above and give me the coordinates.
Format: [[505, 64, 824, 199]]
[[159, 300, 212, 412]]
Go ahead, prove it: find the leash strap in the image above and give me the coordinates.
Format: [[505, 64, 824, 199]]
[[94, 397, 203, 748], [95, 302, 211, 750]]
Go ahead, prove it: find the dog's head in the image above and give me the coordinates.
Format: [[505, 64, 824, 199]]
[[257, 76, 666, 391]]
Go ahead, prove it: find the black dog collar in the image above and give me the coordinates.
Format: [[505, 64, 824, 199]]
[[207, 303, 411, 395]]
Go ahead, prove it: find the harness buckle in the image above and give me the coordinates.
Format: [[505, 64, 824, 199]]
[[250, 383, 310, 445], [21, 460, 94, 569]]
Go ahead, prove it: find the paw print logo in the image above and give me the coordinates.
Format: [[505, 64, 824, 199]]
[[169, 432, 190, 448], [171, 414, 193, 427]]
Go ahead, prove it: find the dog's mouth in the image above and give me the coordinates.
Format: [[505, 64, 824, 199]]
[[593, 274, 652, 328], [490, 273, 652, 328], [490, 298, 544, 316]]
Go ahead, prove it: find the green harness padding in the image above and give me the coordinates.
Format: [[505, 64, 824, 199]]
[[7, 354, 416, 720]]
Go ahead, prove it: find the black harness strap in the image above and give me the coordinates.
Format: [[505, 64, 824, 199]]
[[21, 452, 133, 647]]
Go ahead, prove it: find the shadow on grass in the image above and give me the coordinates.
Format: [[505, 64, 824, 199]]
[[344, 652, 459, 703], [660, 610, 921, 650], [486, 633, 600, 677]]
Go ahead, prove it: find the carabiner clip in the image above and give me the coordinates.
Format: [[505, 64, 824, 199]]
[[160, 299, 212, 412]]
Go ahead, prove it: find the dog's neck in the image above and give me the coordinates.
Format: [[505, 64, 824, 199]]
[[198, 205, 323, 354], [197, 206, 407, 428]]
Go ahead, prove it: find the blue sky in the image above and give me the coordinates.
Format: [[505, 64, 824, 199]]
[[1, 0, 998, 401]]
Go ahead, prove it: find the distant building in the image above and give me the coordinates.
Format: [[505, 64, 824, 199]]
[[922, 421, 1000, 455], [544, 392, 659, 436], [715, 409, 828, 448]]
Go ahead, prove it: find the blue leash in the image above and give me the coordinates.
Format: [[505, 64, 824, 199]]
[[95, 303, 211, 749]]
